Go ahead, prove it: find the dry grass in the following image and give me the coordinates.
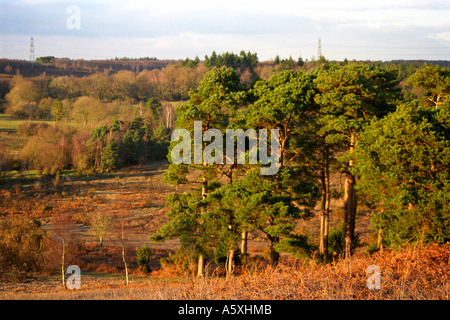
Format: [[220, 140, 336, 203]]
[[1, 243, 448, 300]]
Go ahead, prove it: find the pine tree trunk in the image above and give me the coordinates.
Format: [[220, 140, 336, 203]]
[[226, 249, 234, 277], [319, 145, 330, 258], [344, 132, 357, 259], [324, 145, 330, 257], [319, 172, 326, 255], [197, 254, 204, 277], [269, 236, 280, 268], [240, 230, 248, 268], [197, 176, 207, 277], [377, 228, 383, 251]]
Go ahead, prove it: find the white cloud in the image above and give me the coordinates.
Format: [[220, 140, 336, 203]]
[[429, 32, 450, 42], [1, 0, 449, 61]]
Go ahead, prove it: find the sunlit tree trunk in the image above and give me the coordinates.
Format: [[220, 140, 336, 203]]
[[226, 249, 234, 277], [344, 132, 357, 259], [197, 176, 207, 277], [240, 230, 248, 268], [61, 238, 66, 289], [319, 145, 330, 258], [119, 215, 129, 285]]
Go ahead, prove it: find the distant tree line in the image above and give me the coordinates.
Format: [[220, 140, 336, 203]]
[[204, 51, 259, 70]]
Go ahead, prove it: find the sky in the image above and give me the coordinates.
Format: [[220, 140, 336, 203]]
[[0, 0, 449, 61]]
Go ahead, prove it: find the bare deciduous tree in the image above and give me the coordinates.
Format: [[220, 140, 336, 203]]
[[89, 212, 113, 253], [52, 214, 75, 289], [113, 213, 129, 285]]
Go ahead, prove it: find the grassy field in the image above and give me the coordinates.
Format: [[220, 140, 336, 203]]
[[0, 113, 87, 155], [0, 113, 54, 132], [0, 113, 52, 155]]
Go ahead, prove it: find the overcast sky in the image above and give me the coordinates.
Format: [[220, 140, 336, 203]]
[[0, 0, 449, 61]]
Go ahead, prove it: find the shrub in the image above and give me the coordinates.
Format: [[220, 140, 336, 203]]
[[21, 125, 75, 174], [274, 233, 317, 260], [328, 222, 362, 256], [136, 246, 151, 273], [17, 122, 50, 136], [0, 216, 46, 279], [159, 248, 196, 275]]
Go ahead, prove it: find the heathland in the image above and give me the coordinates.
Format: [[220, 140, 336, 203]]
[[0, 54, 448, 299]]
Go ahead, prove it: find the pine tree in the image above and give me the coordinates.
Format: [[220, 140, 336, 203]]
[[100, 138, 119, 172], [206, 170, 312, 268], [245, 70, 320, 264], [355, 68, 450, 246], [314, 63, 400, 258], [159, 66, 246, 276]]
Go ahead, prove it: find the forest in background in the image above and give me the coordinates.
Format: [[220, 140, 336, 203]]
[[0, 53, 448, 299]]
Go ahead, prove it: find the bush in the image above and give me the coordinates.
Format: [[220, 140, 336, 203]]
[[159, 248, 196, 275], [328, 222, 362, 256], [17, 122, 50, 136], [136, 246, 151, 273], [274, 233, 317, 260], [0, 143, 11, 180], [0, 216, 46, 279], [21, 125, 75, 174]]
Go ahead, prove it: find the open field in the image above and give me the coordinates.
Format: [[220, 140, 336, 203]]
[[0, 113, 74, 156], [0, 113, 55, 132]]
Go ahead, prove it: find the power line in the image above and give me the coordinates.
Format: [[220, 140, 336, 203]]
[[325, 42, 450, 50]]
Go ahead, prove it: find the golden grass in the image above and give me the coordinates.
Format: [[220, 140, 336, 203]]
[[1, 243, 448, 300]]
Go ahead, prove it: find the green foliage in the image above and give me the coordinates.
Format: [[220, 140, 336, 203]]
[[121, 129, 143, 165], [327, 223, 361, 256], [51, 98, 64, 122], [144, 97, 162, 124], [206, 170, 316, 259], [91, 125, 109, 141], [204, 51, 258, 70], [150, 188, 210, 257], [100, 139, 119, 172], [162, 163, 188, 187], [136, 246, 151, 273], [355, 100, 450, 245], [314, 63, 401, 146], [147, 124, 170, 160], [277, 56, 296, 71], [406, 64, 450, 108], [180, 56, 200, 68], [168, 66, 246, 190], [159, 248, 196, 274], [176, 66, 246, 131], [274, 233, 316, 259], [36, 56, 55, 65]]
